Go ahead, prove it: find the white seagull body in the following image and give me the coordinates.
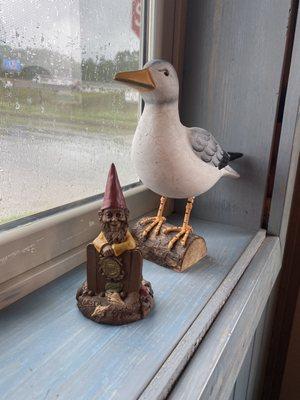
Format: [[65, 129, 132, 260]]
[[114, 59, 242, 249], [132, 101, 238, 199]]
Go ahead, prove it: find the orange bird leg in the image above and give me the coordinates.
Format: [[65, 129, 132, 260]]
[[164, 197, 195, 250], [139, 196, 167, 237]]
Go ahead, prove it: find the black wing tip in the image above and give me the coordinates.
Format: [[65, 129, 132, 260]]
[[218, 151, 243, 170], [218, 152, 230, 170], [228, 152, 243, 161]]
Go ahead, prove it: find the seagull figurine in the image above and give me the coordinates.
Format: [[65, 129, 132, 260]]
[[114, 59, 242, 250]]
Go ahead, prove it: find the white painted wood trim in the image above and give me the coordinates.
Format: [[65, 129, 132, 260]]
[[169, 237, 282, 400], [139, 229, 266, 400], [0, 186, 167, 309]]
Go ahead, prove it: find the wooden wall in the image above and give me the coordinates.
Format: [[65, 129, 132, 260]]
[[176, 0, 299, 399], [268, 7, 300, 240], [279, 290, 300, 400], [227, 284, 279, 400], [177, 0, 291, 230]]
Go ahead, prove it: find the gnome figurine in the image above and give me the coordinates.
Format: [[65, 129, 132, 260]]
[[76, 163, 154, 325]]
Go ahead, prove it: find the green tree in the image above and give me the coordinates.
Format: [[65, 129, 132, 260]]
[[81, 50, 139, 83]]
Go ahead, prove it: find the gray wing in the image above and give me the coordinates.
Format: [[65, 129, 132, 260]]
[[189, 127, 229, 169]]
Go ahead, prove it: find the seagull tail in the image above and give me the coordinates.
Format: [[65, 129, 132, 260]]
[[221, 151, 242, 178], [222, 165, 240, 178], [228, 152, 243, 161]]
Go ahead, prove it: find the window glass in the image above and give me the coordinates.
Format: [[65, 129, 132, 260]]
[[0, 0, 141, 224]]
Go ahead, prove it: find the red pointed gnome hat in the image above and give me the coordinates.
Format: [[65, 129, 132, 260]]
[[101, 163, 127, 210]]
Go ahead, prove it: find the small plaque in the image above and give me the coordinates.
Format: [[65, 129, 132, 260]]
[[100, 257, 123, 279]]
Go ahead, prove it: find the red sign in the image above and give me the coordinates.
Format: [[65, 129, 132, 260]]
[[132, 0, 141, 38]]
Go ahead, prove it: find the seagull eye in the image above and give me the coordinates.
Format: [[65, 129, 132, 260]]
[[164, 70, 169, 76]]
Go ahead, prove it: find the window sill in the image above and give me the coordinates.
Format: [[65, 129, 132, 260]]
[[0, 185, 167, 309], [161, 236, 281, 400], [0, 215, 280, 400]]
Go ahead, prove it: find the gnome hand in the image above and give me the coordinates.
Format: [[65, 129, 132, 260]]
[[102, 244, 114, 257]]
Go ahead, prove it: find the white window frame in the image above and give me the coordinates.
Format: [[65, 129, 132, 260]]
[[0, 0, 186, 309]]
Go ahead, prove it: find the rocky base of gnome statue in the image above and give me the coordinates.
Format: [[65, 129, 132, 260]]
[[76, 164, 154, 325]]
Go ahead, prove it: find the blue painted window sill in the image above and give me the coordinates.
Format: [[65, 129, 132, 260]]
[[0, 216, 268, 399]]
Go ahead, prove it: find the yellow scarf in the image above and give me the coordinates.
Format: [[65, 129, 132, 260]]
[[93, 230, 136, 257]]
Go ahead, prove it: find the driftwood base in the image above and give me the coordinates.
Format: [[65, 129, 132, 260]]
[[132, 220, 207, 272], [76, 280, 154, 325]]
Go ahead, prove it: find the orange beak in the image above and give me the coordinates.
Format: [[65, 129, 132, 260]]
[[114, 68, 155, 91]]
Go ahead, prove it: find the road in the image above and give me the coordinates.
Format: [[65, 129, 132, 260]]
[[0, 126, 137, 223]]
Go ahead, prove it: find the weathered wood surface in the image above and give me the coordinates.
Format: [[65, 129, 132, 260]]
[[246, 317, 266, 400], [268, 11, 300, 242], [179, 0, 291, 230], [132, 220, 207, 271], [232, 335, 255, 400], [244, 293, 278, 400], [262, 158, 300, 400], [169, 237, 281, 400], [227, 306, 268, 400], [0, 216, 259, 400], [139, 229, 265, 400], [232, 300, 274, 400], [227, 390, 235, 400]]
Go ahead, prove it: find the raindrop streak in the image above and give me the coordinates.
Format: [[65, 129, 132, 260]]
[[0, 0, 139, 225]]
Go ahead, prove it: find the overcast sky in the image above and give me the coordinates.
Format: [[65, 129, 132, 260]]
[[0, 0, 140, 60]]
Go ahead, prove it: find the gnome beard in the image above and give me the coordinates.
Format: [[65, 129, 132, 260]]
[[101, 221, 128, 244]]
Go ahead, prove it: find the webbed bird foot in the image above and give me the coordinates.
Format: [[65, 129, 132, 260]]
[[163, 225, 193, 250], [139, 215, 166, 237]]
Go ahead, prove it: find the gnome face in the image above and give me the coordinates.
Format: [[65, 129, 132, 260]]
[[98, 208, 129, 244], [99, 163, 129, 244], [102, 208, 127, 229]]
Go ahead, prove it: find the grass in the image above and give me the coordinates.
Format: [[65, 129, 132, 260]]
[[0, 211, 33, 225], [0, 81, 138, 225], [0, 81, 139, 133]]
